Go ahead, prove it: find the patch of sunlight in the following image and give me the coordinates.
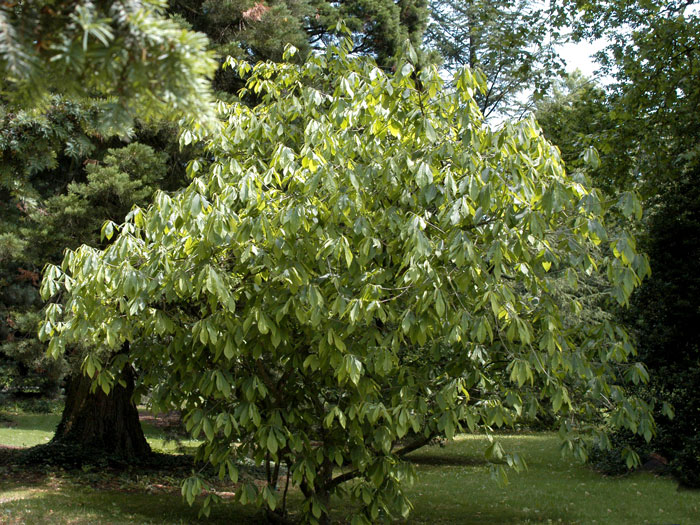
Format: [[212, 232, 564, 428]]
[[453, 432, 554, 442], [0, 414, 59, 447], [147, 436, 201, 455], [0, 488, 45, 504]]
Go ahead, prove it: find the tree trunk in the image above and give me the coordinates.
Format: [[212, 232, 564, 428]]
[[51, 363, 151, 459]]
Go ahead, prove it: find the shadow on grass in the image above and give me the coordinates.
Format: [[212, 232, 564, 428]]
[[0, 414, 60, 433], [0, 488, 263, 525], [406, 452, 487, 467]]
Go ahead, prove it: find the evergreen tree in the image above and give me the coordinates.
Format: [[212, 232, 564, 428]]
[[0, 0, 217, 131], [170, 0, 430, 67]]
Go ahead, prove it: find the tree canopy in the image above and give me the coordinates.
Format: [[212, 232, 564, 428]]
[[41, 40, 653, 522]]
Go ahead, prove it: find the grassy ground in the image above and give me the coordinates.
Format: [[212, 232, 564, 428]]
[[1, 406, 698, 524], [402, 434, 699, 524]]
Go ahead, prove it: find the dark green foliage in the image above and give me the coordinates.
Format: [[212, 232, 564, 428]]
[[535, 73, 624, 196], [322, 0, 429, 64], [0, 100, 179, 395], [626, 170, 700, 487], [169, 0, 313, 61], [0, 99, 100, 197], [33, 143, 170, 257], [0, 0, 217, 130], [589, 170, 700, 487], [171, 0, 429, 68]]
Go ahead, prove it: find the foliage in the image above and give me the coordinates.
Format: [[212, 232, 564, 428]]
[[169, 0, 430, 96], [624, 170, 700, 487], [169, 0, 315, 62], [0, 100, 102, 394], [556, 1, 700, 198], [559, 0, 697, 41], [0, 101, 178, 395], [0, 0, 217, 130], [0, 98, 101, 197], [547, 1, 700, 485], [425, 0, 565, 118], [306, 0, 429, 65], [535, 73, 625, 196], [169, 0, 430, 65], [41, 40, 653, 523]]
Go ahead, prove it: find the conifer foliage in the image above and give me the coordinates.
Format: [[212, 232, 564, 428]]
[[0, 0, 217, 128]]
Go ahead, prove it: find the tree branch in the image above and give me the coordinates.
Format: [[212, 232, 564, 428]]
[[323, 433, 437, 492]]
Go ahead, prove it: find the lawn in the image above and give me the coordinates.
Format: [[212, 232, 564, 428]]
[[1, 407, 698, 524]]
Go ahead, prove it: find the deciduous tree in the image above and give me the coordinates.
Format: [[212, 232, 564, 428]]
[[42, 41, 653, 522], [425, 0, 564, 118]]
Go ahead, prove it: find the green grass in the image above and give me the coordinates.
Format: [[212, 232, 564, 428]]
[[0, 406, 198, 453], [0, 413, 59, 447], [1, 412, 699, 524], [142, 424, 201, 456], [400, 434, 700, 524], [0, 486, 262, 525]]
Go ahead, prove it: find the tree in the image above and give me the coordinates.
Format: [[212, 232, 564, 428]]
[[42, 41, 653, 523], [169, 0, 430, 90], [535, 72, 627, 196], [624, 168, 700, 487], [0, 0, 217, 130], [308, 0, 429, 65], [549, 1, 700, 485], [0, 110, 180, 454], [0, 99, 101, 395], [425, 0, 565, 118], [0, 0, 219, 458]]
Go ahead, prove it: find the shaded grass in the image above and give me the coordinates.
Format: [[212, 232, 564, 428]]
[[1, 412, 699, 524], [0, 485, 262, 525]]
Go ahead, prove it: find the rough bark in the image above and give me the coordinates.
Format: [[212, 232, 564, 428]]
[[51, 363, 151, 459]]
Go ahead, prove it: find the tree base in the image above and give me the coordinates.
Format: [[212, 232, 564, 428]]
[[51, 365, 151, 460]]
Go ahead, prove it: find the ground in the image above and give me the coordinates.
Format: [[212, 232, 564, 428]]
[[0, 402, 699, 524]]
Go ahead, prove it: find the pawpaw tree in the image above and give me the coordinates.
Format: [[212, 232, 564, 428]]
[[41, 40, 653, 524]]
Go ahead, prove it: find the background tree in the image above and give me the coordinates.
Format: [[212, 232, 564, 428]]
[[42, 42, 653, 523], [425, 0, 565, 118], [542, 0, 700, 485], [0, 0, 217, 458], [0, 0, 217, 130], [308, 0, 429, 64], [169, 0, 430, 96], [0, 104, 184, 454]]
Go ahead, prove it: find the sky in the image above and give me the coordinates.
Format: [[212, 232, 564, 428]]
[[558, 38, 609, 80]]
